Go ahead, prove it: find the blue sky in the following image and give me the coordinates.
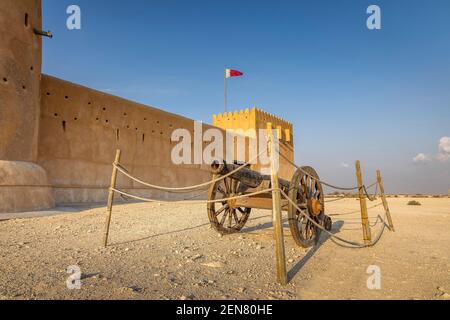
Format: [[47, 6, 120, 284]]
[[42, 0, 450, 194]]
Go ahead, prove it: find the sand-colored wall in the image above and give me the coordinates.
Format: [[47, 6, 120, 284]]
[[0, 0, 42, 162], [37, 76, 295, 205], [0, 0, 54, 213], [38, 75, 215, 204], [213, 108, 295, 180]]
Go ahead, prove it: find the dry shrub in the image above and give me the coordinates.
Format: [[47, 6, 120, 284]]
[[407, 200, 422, 206]]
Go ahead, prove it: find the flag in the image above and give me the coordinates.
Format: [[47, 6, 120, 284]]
[[225, 69, 244, 78]]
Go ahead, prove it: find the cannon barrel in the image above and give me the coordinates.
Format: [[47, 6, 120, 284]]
[[210, 160, 290, 191]]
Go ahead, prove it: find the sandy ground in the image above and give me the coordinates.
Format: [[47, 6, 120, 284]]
[[0, 196, 449, 300]]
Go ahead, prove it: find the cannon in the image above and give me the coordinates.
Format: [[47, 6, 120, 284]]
[[207, 161, 333, 248]]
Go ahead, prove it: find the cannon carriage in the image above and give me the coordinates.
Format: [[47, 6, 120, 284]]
[[207, 161, 333, 248]]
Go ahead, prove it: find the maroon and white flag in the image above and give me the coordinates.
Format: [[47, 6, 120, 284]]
[[225, 69, 244, 78]]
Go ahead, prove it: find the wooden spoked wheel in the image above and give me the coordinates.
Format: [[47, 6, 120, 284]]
[[207, 177, 251, 235], [288, 166, 325, 248]]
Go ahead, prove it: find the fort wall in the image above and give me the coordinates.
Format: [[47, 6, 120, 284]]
[[0, 0, 54, 212], [38, 75, 215, 204], [0, 0, 295, 213]]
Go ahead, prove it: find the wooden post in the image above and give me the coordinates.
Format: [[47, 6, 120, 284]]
[[355, 160, 372, 244], [103, 149, 121, 247], [266, 123, 288, 285], [377, 170, 395, 231]]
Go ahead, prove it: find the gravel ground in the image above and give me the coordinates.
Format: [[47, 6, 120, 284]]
[[0, 197, 449, 300]]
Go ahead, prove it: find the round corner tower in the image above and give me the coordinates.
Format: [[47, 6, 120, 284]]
[[0, 0, 54, 213]]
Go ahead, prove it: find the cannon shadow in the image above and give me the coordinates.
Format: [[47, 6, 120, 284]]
[[241, 215, 346, 282], [241, 215, 284, 234], [287, 220, 345, 282]]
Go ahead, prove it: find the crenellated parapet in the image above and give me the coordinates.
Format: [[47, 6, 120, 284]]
[[213, 108, 293, 144], [213, 108, 256, 133]]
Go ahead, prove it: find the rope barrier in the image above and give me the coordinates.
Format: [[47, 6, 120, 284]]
[[327, 202, 383, 217], [113, 147, 379, 196], [330, 217, 387, 248], [278, 152, 360, 191], [111, 187, 274, 205], [111, 185, 387, 249], [119, 188, 211, 203], [325, 197, 347, 203], [107, 175, 386, 248], [342, 215, 384, 228], [363, 183, 379, 202], [365, 181, 378, 189], [113, 150, 267, 192], [108, 163, 388, 249], [278, 151, 380, 201], [104, 144, 391, 251], [279, 189, 387, 248]]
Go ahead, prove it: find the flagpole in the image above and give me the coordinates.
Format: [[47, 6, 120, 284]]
[[224, 67, 228, 113]]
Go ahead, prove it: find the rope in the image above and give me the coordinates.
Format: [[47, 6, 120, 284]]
[[278, 151, 379, 199], [113, 150, 266, 192], [111, 187, 274, 205], [325, 197, 347, 203], [363, 182, 379, 202], [109, 182, 388, 249], [278, 152, 359, 191], [366, 181, 378, 189], [119, 189, 210, 203], [0, 184, 175, 190], [280, 189, 387, 248], [324, 182, 375, 203], [342, 215, 384, 228], [327, 202, 383, 216]]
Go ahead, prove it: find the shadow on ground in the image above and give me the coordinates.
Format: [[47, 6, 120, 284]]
[[0, 203, 107, 221], [287, 220, 344, 281], [110, 214, 272, 246]]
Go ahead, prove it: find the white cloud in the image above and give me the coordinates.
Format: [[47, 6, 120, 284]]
[[414, 136, 450, 164], [438, 137, 450, 162], [340, 162, 350, 168], [413, 153, 431, 164]]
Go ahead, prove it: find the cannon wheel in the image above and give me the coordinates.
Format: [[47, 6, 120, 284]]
[[207, 177, 251, 235], [288, 166, 325, 248]]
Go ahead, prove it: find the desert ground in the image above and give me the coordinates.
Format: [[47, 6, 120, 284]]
[[0, 196, 449, 300]]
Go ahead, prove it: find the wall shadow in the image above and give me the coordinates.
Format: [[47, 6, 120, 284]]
[[110, 213, 272, 246]]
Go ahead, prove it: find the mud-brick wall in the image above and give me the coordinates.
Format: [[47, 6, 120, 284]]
[[0, 0, 54, 213], [0, 0, 42, 162], [38, 75, 214, 204]]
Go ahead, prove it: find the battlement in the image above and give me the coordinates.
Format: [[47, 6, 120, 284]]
[[212, 108, 293, 143]]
